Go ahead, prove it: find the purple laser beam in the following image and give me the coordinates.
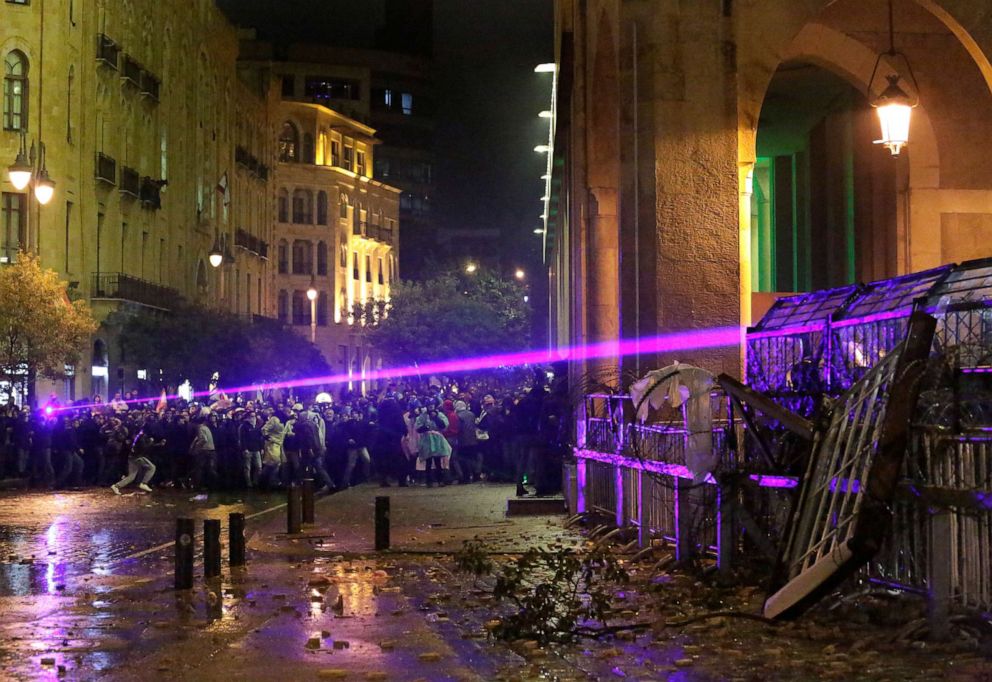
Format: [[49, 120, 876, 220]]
[[55, 326, 742, 412]]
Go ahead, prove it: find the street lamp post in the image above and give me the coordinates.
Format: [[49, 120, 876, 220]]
[[6, 130, 55, 259], [307, 275, 318, 344]]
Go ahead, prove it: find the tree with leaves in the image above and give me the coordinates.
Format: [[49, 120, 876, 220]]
[[120, 303, 329, 393], [0, 253, 98, 405], [353, 271, 531, 368]]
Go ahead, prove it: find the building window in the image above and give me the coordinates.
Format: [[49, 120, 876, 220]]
[[352, 252, 359, 280], [317, 292, 328, 326], [304, 76, 360, 102], [292, 239, 312, 275], [277, 239, 288, 274], [401, 92, 413, 115], [378, 257, 384, 285], [1, 192, 26, 262], [303, 133, 315, 164], [278, 121, 299, 162], [365, 254, 372, 283], [343, 145, 353, 169], [66, 66, 74, 143], [340, 244, 347, 268], [292, 189, 312, 224], [316, 191, 328, 225], [356, 150, 367, 176], [339, 193, 349, 219], [277, 189, 289, 222], [6, 0, 30, 6], [281, 75, 295, 98], [291, 290, 308, 325], [331, 140, 340, 166], [316, 241, 327, 275], [278, 290, 288, 322], [4, 50, 28, 131]]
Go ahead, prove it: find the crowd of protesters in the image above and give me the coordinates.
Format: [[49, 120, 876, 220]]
[[0, 370, 569, 498]]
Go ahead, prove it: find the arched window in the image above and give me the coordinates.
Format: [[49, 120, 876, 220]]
[[316, 241, 328, 275], [317, 291, 328, 326], [4, 51, 28, 131], [292, 290, 308, 325], [277, 290, 289, 323], [339, 192, 349, 219], [316, 191, 328, 225], [292, 189, 312, 224], [66, 66, 74, 143], [292, 239, 312, 275], [277, 239, 288, 274], [196, 259, 208, 291], [278, 121, 299, 162], [277, 189, 289, 222], [303, 133, 315, 164]]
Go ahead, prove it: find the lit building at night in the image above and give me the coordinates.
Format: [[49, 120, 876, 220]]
[[1, 0, 277, 401], [271, 101, 400, 393], [546, 0, 992, 387]]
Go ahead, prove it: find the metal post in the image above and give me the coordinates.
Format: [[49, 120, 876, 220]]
[[717, 481, 734, 576], [675, 477, 694, 564], [229, 512, 246, 567], [637, 469, 646, 547], [287, 484, 302, 535], [615, 464, 625, 528], [174, 518, 194, 590], [928, 511, 953, 640], [375, 496, 390, 550], [576, 457, 587, 514], [302, 478, 315, 525], [204, 519, 221, 579]]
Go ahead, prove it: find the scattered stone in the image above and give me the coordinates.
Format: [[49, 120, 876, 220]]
[[332, 640, 350, 650], [379, 640, 396, 651], [674, 659, 693, 668], [306, 635, 322, 650], [316, 670, 348, 679], [40, 657, 56, 665], [365, 673, 388, 681], [418, 652, 442, 662]]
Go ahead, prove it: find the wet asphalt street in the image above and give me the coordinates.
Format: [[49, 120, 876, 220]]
[[0, 488, 286, 598]]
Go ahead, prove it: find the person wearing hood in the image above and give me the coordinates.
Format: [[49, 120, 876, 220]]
[[260, 409, 286, 488]]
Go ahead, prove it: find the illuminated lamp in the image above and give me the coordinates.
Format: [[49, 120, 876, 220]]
[[868, 0, 919, 156]]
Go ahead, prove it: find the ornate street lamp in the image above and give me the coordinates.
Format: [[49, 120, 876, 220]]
[[307, 275, 318, 343], [208, 235, 224, 268], [868, 0, 919, 156], [7, 131, 55, 204]]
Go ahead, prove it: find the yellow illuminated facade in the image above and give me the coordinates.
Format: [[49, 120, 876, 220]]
[[1, 0, 277, 401], [272, 101, 400, 392]]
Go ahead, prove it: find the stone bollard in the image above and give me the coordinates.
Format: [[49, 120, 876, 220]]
[[229, 512, 246, 567], [204, 519, 221, 579], [375, 496, 390, 551], [174, 518, 195, 590], [302, 478, 315, 525], [287, 484, 302, 535]]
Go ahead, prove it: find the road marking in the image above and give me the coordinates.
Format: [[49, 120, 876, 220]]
[[111, 498, 292, 565]]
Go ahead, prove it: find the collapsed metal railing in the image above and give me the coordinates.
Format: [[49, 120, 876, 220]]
[[568, 315, 992, 625]]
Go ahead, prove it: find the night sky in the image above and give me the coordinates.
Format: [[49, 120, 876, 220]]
[[218, 0, 555, 271]]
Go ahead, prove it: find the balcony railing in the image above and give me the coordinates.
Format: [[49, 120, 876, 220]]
[[91, 272, 180, 310], [140, 71, 160, 101], [96, 34, 120, 70], [234, 227, 269, 259], [95, 152, 117, 185], [119, 166, 140, 198], [121, 54, 142, 86], [140, 177, 162, 209]]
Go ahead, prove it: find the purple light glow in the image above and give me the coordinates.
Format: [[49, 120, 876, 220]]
[[57, 326, 743, 412]]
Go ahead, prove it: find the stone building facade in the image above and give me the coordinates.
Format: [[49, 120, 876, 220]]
[[272, 101, 400, 394], [547, 0, 992, 386], [1, 0, 278, 401]]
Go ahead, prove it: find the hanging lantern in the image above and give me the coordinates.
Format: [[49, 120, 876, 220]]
[[873, 75, 914, 156], [868, 0, 920, 157]]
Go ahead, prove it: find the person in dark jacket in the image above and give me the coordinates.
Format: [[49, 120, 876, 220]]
[[238, 411, 264, 488], [31, 414, 54, 488], [111, 419, 158, 494], [372, 397, 407, 487], [52, 416, 84, 488], [342, 410, 373, 488]]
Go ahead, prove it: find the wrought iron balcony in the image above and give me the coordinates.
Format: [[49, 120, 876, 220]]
[[91, 272, 180, 310], [95, 152, 117, 185], [140, 177, 162, 209], [234, 227, 269, 259], [121, 54, 142, 87], [96, 34, 120, 70], [119, 166, 140, 198], [140, 71, 160, 101]]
